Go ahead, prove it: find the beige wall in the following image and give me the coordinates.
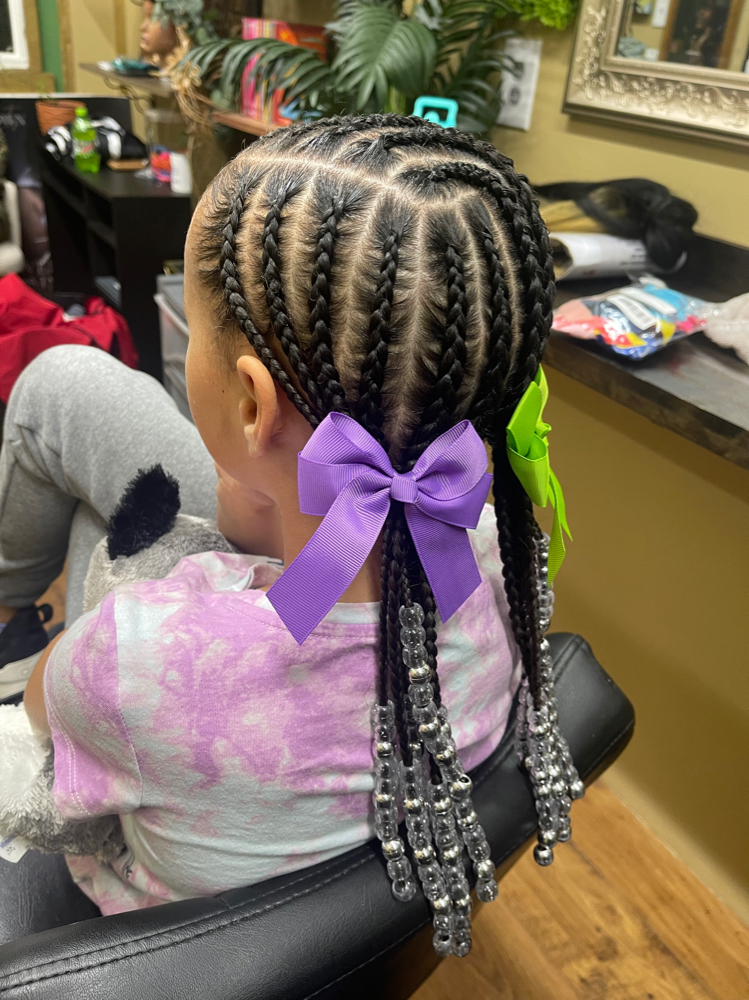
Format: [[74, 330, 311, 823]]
[[539, 370, 749, 922], [491, 24, 749, 246], [62, 0, 130, 91], [61, 0, 152, 134]]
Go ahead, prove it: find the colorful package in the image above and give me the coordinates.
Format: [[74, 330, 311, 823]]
[[552, 278, 711, 359], [241, 19, 327, 126]]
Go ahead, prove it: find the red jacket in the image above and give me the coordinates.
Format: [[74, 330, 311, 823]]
[[0, 274, 139, 403]]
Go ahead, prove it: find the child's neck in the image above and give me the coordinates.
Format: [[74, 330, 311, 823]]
[[270, 495, 382, 603]]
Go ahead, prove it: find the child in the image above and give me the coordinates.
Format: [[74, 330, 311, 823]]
[[17, 114, 575, 957]]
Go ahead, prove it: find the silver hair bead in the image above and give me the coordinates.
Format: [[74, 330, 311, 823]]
[[533, 844, 554, 866], [381, 838, 404, 860], [408, 663, 431, 683], [475, 859, 495, 882], [413, 844, 436, 865], [441, 844, 463, 864], [456, 811, 479, 831], [432, 795, 452, 815], [419, 719, 440, 740], [431, 894, 453, 915], [570, 779, 585, 800]]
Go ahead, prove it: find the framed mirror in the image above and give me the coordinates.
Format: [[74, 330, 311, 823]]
[[564, 0, 749, 146]]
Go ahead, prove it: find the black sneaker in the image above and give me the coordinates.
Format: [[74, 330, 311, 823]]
[[0, 604, 53, 700]]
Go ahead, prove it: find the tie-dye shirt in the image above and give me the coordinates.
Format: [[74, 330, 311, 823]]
[[43, 505, 521, 915]]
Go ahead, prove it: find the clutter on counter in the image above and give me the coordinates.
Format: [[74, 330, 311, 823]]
[[536, 179, 698, 273], [552, 278, 711, 359]]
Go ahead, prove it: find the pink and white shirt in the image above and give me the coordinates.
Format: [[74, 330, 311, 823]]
[[44, 505, 521, 915]]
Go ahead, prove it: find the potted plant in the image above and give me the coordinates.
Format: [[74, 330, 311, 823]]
[[174, 0, 577, 136]]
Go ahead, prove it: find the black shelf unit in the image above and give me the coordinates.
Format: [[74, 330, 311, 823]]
[[40, 150, 192, 380]]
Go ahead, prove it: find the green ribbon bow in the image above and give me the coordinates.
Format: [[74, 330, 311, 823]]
[[506, 366, 571, 583]]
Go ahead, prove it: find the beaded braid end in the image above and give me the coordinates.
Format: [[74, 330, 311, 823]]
[[515, 532, 584, 867]]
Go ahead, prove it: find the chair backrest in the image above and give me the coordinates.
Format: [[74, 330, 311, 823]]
[[0, 633, 634, 1000]]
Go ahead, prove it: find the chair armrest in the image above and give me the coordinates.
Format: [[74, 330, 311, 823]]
[[0, 633, 634, 1000]]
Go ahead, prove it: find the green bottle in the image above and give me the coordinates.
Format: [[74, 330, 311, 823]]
[[72, 106, 100, 173]]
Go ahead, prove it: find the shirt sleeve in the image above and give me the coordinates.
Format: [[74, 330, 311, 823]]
[[43, 591, 143, 821]]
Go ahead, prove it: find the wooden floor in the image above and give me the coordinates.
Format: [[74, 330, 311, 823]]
[[37, 577, 748, 998], [411, 784, 749, 1000]]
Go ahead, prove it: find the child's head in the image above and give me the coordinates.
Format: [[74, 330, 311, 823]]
[[184, 111, 553, 758]]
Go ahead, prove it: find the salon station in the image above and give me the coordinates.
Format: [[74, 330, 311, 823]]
[[0, 0, 746, 997]]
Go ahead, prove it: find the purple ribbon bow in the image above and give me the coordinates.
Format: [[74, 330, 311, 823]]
[[267, 412, 492, 644]]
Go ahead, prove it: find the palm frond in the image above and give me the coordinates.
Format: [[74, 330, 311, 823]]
[[427, 0, 519, 133], [183, 36, 335, 111], [332, 1, 436, 110]]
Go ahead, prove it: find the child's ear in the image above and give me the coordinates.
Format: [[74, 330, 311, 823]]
[[236, 355, 279, 458]]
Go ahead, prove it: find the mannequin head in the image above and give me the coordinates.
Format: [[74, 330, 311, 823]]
[[139, 0, 179, 65]]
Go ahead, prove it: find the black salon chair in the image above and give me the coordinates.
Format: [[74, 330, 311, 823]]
[[0, 633, 633, 1000]]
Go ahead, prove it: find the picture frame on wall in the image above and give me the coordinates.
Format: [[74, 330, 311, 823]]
[[659, 0, 744, 68]]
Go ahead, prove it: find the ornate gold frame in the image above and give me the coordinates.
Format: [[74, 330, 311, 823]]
[[563, 0, 749, 148]]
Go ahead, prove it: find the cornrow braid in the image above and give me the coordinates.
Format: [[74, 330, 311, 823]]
[[398, 161, 553, 407], [469, 226, 514, 441], [268, 114, 424, 155], [219, 179, 321, 427], [355, 228, 402, 449], [402, 242, 469, 466], [308, 195, 349, 414], [262, 183, 324, 417], [367, 125, 553, 296]]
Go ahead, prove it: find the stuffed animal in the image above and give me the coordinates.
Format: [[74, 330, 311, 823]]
[[0, 466, 234, 859]]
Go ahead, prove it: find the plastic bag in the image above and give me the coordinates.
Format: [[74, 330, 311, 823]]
[[704, 292, 749, 366], [552, 277, 710, 359]]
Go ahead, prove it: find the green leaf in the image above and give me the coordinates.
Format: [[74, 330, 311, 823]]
[[332, 1, 437, 109]]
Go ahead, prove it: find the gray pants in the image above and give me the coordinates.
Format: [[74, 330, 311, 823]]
[[0, 345, 217, 625]]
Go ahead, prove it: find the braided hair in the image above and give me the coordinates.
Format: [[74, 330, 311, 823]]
[[196, 114, 559, 926]]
